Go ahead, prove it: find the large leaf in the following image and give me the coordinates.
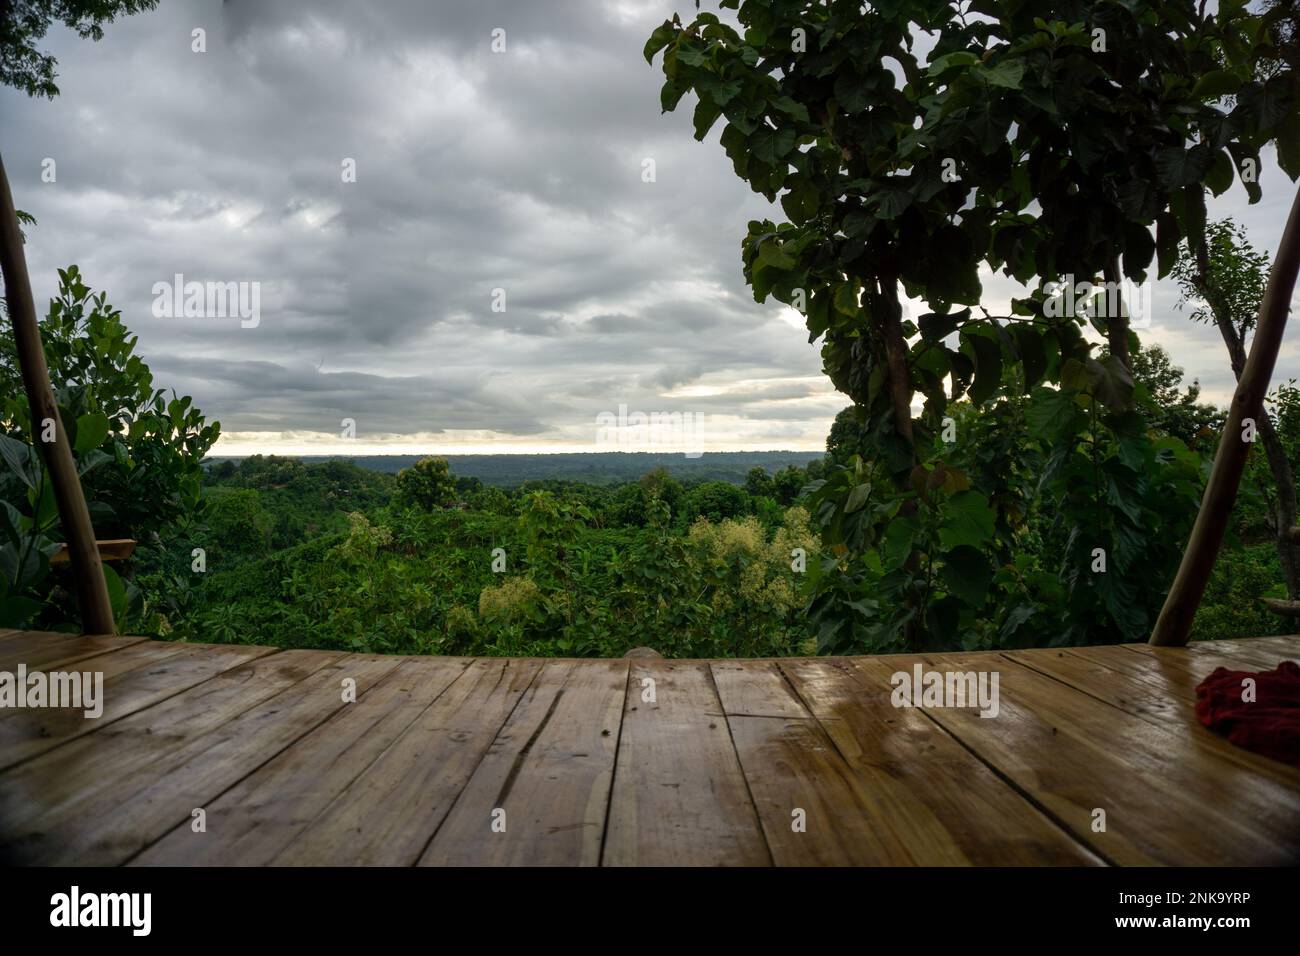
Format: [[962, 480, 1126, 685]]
[[101, 563, 128, 621], [1025, 388, 1079, 443], [1012, 325, 1047, 389], [1277, 110, 1300, 181], [963, 331, 1002, 404], [0, 434, 35, 489], [0, 500, 23, 547], [844, 482, 873, 514], [0, 595, 42, 629], [1086, 355, 1134, 413], [975, 60, 1024, 90], [1192, 70, 1241, 100], [74, 411, 110, 455], [1155, 145, 1212, 189], [938, 491, 996, 551], [940, 545, 993, 607]]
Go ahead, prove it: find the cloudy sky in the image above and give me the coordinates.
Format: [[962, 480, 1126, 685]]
[[3, 0, 1297, 455]]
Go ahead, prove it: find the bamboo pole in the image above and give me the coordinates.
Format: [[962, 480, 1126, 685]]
[[1149, 183, 1300, 646], [0, 152, 116, 635]]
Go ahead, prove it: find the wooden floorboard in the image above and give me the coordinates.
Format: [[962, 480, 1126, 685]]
[[781, 658, 1103, 865], [419, 660, 628, 866], [716, 659, 923, 865], [601, 660, 769, 866], [0, 649, 349, 864], [903, 651, 1300, 865], [0, 640, 274, 771], [1008, 646, 1300, 801], [270, 658, 542, 865], [0, 633, 1297, 865], [132, 657, 470, 866], [0, 630, 147, 671]]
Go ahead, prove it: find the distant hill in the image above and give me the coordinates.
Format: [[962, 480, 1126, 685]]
[[209, 451, 824, 487]]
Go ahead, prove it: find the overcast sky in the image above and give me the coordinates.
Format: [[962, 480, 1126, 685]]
[[2, 0, 1297, 455]]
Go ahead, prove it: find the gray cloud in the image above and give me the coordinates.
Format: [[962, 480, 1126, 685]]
[[2, 0, 1297, 454]]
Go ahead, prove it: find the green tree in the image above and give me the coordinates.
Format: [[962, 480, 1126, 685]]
[[1123, 343, 1222, 447], [1, 266, 218, 539], [825, 407, 868, 466], [650, 0, 1297, 650], [204, 488, 272, 560], [0, 267, 218, 627], [639, 466, 684, 518], [1, 0, 160, 98], [771, 464, 807, 505], [1172, 219, 1299, 599], [744, 465, 774, 498], [394, 456, 458, 511], [684, 481, 749, 523]]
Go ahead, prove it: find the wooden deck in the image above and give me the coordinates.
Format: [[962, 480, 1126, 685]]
[[1, 629, 1298, 866]]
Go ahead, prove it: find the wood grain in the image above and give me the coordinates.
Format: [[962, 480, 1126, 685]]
[[782, 657, 1102, 865], [1, 632, 1297, 866], [0, 630, 147, 672], [893, 652, 1300, 865], [273, 658, 542, 865], [419, 660, 627, 866], [132, 657, 469, 866], [0, 640, 273, 770], [0, 649, 349, 864], [602, 660, 768, 866]]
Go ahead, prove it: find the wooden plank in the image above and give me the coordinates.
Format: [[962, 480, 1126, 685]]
[[50, 538, 136, 564], [273, 658, 542, 866], [0, 640, 274, 770], [0, 631, 147, 671], [131, 657, 470, 866], [711, 659, 809, 718], [1007, 646, 1300, 789], [1126, 639, 1297, 671], [887, 653, 1300, 865], [0, 649, 349, 865], [602, 660, 769, 866], [1007, 647, 1188, 725], [711, 660, 913, 865], [780, 658, 1103, 865], [419, 660, 627, 866], [727, 712, 912, 864]]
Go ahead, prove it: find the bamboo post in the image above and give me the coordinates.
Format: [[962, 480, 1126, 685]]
[[1149, 183, 1300, 646], [0, 152, 116, 635]]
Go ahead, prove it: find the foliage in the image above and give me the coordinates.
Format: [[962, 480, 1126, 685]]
[[394, 455, 458, 511], [648, 0, 1299, 651], [1172, 218, 1271, 337], [0, 267, 217, 629], [683, 480, 750, 522], [0, 0, 160, 98], [1123, 343, 1222, 448]]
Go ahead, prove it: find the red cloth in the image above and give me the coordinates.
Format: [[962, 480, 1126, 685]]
[[1195, 660, 1300, 767]]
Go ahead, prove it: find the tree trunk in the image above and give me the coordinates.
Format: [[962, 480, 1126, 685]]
[[1150, 182, 1300, 645], [876, 271, 915, 459], [1195, 235, 1299, 600], [1103, 258, 1131, 371], [873, 271, 921, 649], [0, 153, 116, 635]]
